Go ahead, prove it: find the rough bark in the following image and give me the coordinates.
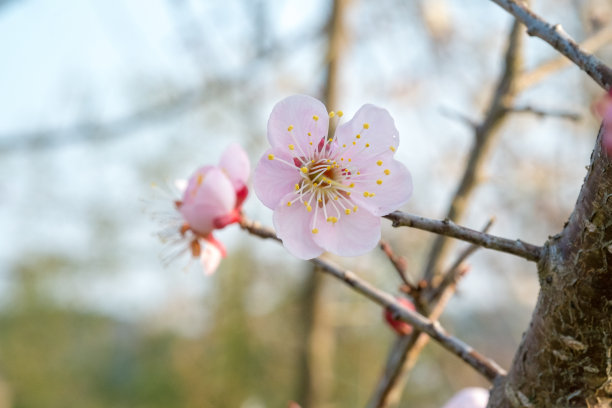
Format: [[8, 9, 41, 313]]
[[488, 127, 612, 407]]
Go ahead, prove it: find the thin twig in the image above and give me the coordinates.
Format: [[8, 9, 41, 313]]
[[239, 217, 507, 382], [366, 218, 493, 408], [508, 106, 581, 121], [384, 211, 542, 262], [426, 217, 494, 305], [379, 240, 414, 291], [422, 20, 524, 282], [516, 25, 612, 91], [490, 0, 612, 91]]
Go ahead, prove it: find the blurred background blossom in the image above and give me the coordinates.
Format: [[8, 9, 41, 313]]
[[0, 0, 610, 407]]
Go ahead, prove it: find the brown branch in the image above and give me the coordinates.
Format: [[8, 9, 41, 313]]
[[384, 211, 542, 262], [490, 0, 612, 91], [422, 20, 524, 283], [379, 240, 414, 291], [367, 218, 493, 408], [508, 106, 581, 121], [516, 25, 612, 91], [239, 217, 507, 382]]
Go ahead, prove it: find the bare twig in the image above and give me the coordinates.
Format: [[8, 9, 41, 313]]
[[239, 217, 507, 382], [422, 20, 524, 282], [426, 217, 494, 305], [384, 211, 542, 262], [490, 0, 612, 91], [517, 25, 612, 91], [367, 218, 493, 408], [508, 105, 581, 121], [379, 240, 414, 290]]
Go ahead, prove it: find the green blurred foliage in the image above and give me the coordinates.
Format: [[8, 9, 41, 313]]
[[0, 250, 500, 408]]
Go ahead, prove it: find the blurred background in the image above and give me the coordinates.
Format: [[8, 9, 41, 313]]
[[1, 0, 611, 407]]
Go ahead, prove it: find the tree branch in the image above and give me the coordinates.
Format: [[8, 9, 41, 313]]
[[367, 218, 493, 408], [239, 217, 507, 382], [422, 20, 524, 282], [490, 0, 612, 91], [384, 211, 542, 262], [516, 25, 612, 91]]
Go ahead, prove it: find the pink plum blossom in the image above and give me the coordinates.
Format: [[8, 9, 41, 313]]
[[254, 95, 412, 259], [383, 296, 416, 335], [440, 387, 489, 408], [592, 90, 612, 157], [175, 143, 250, 274]]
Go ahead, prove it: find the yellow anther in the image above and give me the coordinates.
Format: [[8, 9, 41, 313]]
[[376, 179, 383, 185], [288, 125, 294, 131], [307, 205, 312, 212], [376, 160, 383, 166], [369, 193, 375, 197], [196, 174, 204, 186], [365, 143, 370, 148], [312, 228, 319, 234], [357, 171, 361, 175], [363, 191, 369, 197], [313, 115, 319, 121], [268, 154, 274, 160], [295, 184, 300, 191], [334, 196, 339, 200], [327, 159, 331, 163], [329, 111, 335, 118], [345, 209, 351, 215], [342, 144, 346, 148], [390, 146, 396, 152], [363, 123, 370, 129], [288, 144, 295, 150], [311, 159, 315, 163], [384, 169, 390, 175], [340, 158, 344, 161], [313, 182, 318, 187], [346, 192, 351, 196], [353, 205, 358, 212], [349, 183, 355, 188], [301, 167, 308, 173], [309, 142, 313, 145], [327, 216, 338, 223], [287, 201, 292, 207], [318, 198, 322, 203], [352, 141, 356, 145], [337, 110, 344, 117], [356, 134, 361, 139], [328, 138, 333, 143], [307, 132, 312, 136]]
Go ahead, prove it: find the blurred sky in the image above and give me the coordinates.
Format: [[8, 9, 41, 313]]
[[0, 0, 606, 332]]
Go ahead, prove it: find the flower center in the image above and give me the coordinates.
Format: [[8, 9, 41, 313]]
[[287, 155, 358, 234]]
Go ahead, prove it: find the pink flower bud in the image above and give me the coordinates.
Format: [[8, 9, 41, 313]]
[[170, 143, 250, 275], [383, 296, 416, 335]]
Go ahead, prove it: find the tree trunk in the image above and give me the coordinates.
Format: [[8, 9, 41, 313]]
[[488, 127, 612, 407]]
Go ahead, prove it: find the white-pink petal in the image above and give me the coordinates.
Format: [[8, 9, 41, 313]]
[[254, 147, 303, 209], [312, 206, 381, 256], [268, 94, 330, 153], [440, 388, 489, 408], [351, 158, 413, 216], [273, 193, 325, 260], [218, 143, 250, 190], [179, 167, 236, 235], [200, 239, 224, 275], [335, 104, 399, 160]]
